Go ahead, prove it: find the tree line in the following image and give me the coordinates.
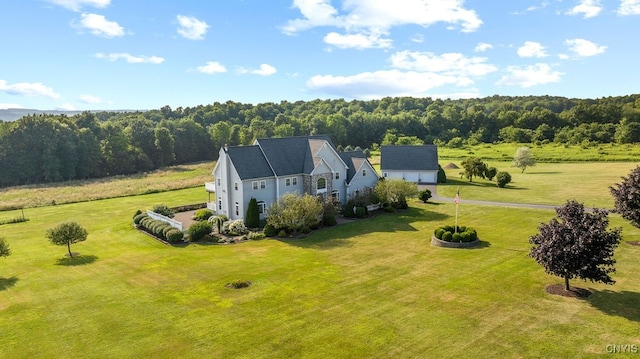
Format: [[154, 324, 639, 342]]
[[1, 94, 640, 187]]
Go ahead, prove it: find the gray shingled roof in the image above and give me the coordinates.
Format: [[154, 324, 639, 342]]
[[255, 135, 335, 176], [339, 150, 367, 182], [380, 145, 439, 171], [225, 145, 274, 180]]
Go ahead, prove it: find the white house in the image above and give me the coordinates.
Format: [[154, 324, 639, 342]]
[[380, 145, 439, 184], [207, 135, 379, 220]]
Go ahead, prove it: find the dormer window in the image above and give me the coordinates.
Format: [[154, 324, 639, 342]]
[[335, 172, 340, 180]]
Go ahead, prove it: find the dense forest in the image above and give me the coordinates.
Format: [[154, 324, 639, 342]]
[[1, 94, 640, 187]]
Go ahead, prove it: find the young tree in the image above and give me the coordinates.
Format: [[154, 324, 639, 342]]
[[0, 237, 11, 258], [484, 166, 497, 181], [418, 189, 432, 203], [513, 146, 536, 173], [245, 197, 260, 228], [529, 200, 622, 291], [496, 171, 512, 188], [375, 179, 418, 209], [46, 222, 88, 257], [266, 193, 323, 232], [461, 157, 487, 182], [610, 166, 640, 228]]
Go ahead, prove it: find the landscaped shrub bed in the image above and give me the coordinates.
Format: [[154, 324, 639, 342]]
[[136, 214, 185, 244], [433, 225, 478, 243]]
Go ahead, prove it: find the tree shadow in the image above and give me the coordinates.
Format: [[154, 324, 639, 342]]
[[588, 289, 640, 322], [0, 276, 18, 291], [279, 207, 451, 250], [56, 254, 98, 266]]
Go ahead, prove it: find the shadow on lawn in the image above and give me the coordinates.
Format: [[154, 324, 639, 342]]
[[56, 254, 98, 266], [281, 207, 450, 250], [589, 290, 640, 322], [442, 178, 527, 191], [0, 276, 18, 291]]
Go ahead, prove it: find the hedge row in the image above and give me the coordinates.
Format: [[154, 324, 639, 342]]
[[434, 225, 478, 243], [134, 213, 184, 244]]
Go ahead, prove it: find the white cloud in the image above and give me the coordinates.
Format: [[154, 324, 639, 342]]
[[0, 80, 61, 99], [78, 94, 103, 104], [411, 34, 424, 43], [251, 64, 277, 76], [517, 41, 548, 58], [307, 70, 475, 99], [95, 53, 164, 64], [618, 0, 640, 15], [324, 32, 392, 49], [496, 63, 563, 88], [75, 13, 124, 37], [565, 38, 607, 57], [474, 42, 493, 52], [282, 0, 482, 49], [306, 50, 496, 99], [389, 51, 497, 77], [197, 61, 227, 74], [176, 15, 209, 40], [0, 103, 24, 109], [47, 0, 110, 12], [56, 103, 77, 111], [566, 0, 602, 18]]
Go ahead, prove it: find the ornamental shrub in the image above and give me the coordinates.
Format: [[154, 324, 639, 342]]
[[152, 204, 175, 218], [245, 198, 260, 228], [133, 213, 147, 225], [193, 209, 214, 221], [228, 219, 248, 235], [452, 233, 462, 242], [434, 228, 444, 239], [166, 229, 184, 243], [355, 206, 366, 218], [496, 171, 512, 188], [132, 209, 142, 219], [277, 230, 288, 238], [162, 225, 175, 238], [263, 224, 278, 237], [442, 231, 453, 242], [188, 221, 212, 242], [418, 189, 432, 203], [437, 164, 447, 183]]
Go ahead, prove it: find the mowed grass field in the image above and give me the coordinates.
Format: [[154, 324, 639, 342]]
[[1, 161, 640, 358]]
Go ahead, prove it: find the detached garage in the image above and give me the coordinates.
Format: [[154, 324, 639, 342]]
[[380, 145, 439, 184]]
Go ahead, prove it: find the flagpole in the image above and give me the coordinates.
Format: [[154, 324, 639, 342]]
[[454, 186, 459, 233]]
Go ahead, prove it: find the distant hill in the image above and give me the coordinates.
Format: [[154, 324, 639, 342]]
[[0, 108, 137, 121]]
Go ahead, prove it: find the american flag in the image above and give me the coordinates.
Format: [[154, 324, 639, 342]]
[[454, 187, 460, 204]]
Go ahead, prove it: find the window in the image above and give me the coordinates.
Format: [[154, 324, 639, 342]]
[[260, 180, 266, 189], [331, 190, 340, 202], [218, 198, 222, 210], [317, 177, 326, 190], [252, 181, 258, 190], [362, 169, 366, 176], [234, 182, 238, 191], [335, 172, 340, 180], [257, 201, 266, 214], [217, 178, 221, 186], [285, 178, 291, 186], [383, 172, 388, 178], [235, 202, 239, 216], [292, 177, 297, 186]]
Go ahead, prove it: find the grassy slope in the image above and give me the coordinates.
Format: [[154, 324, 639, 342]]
[[0, 161, 214, 211], [1, 186, 639, 358]]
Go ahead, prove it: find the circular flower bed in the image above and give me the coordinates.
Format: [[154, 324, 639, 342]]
[[431, 225, 480, 248]]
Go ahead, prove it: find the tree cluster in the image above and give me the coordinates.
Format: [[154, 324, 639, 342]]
[[2, 94, 640, 187]]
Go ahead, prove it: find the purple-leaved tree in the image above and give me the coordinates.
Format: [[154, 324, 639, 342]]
[[529, 200, 622, 291], [610, 166, 640, 228]]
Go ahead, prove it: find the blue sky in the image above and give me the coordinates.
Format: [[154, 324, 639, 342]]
[[1, 0, 639, 111]]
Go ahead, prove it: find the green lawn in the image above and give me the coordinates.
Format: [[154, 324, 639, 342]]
[[1, 187, 639, 358], [437, 161, 638, 208]]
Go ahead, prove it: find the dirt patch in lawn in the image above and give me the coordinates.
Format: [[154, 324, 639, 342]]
[[545, 284, 592, 299]]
